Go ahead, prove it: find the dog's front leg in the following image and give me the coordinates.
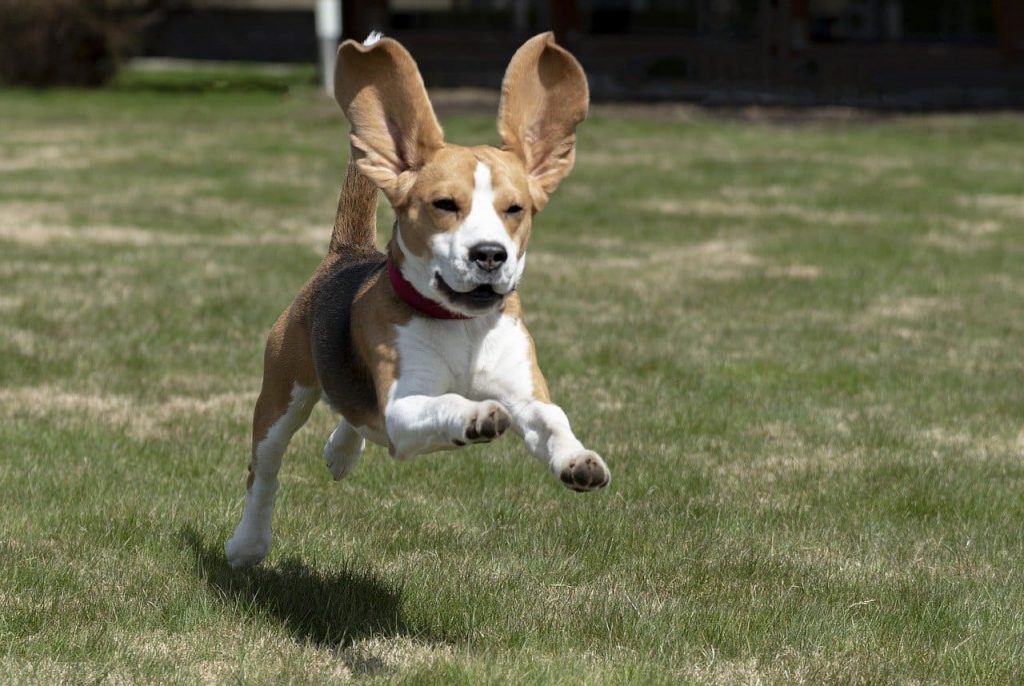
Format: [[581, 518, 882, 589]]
[[385, 393, 511, 460], [511, 400, 610, 492]]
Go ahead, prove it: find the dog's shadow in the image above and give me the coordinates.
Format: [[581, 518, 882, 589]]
[[180, 526, 426, 649]]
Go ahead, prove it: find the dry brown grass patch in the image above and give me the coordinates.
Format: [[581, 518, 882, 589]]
[[0, 143, 133, 173], [767, 264, 822, 280], [0, 386, 255, 440], [339, 637, 453, 676], [0, 200, 331, 252], [636, 197, 878, 227], [530, 237, 762, 285], [852, 295, 953, 332], [959, 193, 1024, 219]]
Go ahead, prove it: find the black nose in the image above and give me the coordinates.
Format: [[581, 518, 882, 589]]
[[469, 242, 507, 272]]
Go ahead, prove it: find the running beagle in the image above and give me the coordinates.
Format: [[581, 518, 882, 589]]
[[226, 32, 610, 569]]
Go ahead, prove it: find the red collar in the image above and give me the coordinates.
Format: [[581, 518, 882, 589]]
[[387, 257, 470, 320]]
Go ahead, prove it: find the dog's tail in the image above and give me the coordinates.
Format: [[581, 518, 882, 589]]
[[328, 153, 378, 253]]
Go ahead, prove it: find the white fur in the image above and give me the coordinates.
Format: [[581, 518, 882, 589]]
[[396, 162, 524, 318], [513, 400, 587, 475], [225, 383, 318, 569], [324, 417, 365, 480], [363, 31, 383, 46], [383, 313, 602, 480]]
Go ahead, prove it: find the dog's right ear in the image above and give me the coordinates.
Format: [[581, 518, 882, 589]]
[[335, 36, 444, 205]]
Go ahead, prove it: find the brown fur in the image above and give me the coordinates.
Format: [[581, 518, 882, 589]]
[[247, 280, 319, 488], [502, 294, 551, 403], [497, 33, 588, 211], [330, 154, 379, 252]]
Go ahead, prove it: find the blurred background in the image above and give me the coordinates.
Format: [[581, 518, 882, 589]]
[[1, 0, 1023, 108]]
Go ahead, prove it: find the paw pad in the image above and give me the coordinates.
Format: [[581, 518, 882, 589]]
[[461, 402, 511, 444], [558, 452, 610, 492]]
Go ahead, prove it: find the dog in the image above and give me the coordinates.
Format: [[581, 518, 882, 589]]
[[225, 31, 610, 569]]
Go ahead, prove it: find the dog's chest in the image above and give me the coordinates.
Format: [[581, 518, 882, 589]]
[[393, 314, 533, 400]]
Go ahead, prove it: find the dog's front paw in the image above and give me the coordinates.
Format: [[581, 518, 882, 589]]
[[456, 400, 511, 446], [555, 450, 610, 492]]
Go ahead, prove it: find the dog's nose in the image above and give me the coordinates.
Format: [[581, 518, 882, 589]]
[[469, 242, 507, 272]]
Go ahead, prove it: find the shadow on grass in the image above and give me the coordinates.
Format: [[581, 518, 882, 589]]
[[180, 526, 428, 649]]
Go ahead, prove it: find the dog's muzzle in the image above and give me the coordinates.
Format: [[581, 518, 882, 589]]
[[435, 272, 507, 311]]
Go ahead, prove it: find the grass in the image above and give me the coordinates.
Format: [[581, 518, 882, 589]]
[[1, 66, 1023, 683]]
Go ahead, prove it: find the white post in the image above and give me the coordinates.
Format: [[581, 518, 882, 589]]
[[513, 0, 528, 32], [316, 0, 342, 96], [884, 0, 903, 41]]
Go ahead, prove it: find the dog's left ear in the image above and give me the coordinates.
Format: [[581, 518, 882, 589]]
[[498, 33, 589, 212]]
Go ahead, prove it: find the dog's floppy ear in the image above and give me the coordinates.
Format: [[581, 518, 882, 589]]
[[335, 36, 444, 205], [498, 32, 589, 212]]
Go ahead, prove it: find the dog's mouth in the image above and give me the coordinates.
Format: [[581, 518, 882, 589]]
[[435, 272, 506, 311]]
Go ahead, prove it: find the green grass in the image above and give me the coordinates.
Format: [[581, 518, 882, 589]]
[[1, 68, 1023, 683]]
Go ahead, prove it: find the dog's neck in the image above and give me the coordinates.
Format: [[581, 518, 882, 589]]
[[386, 236, 470, 320]]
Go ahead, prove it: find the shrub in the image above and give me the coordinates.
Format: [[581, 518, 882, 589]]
[[0, 0, 182, 87]]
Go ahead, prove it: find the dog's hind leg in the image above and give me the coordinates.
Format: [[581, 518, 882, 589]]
[[324, 417, 365, 480], [225, 310, 318, 569]]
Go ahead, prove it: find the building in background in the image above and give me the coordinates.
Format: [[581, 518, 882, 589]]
[[144, 0, 1024, 106]]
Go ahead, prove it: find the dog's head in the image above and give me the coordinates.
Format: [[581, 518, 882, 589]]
[[335, 32, 588, 317]]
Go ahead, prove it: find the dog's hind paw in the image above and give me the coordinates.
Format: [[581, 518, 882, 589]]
[[324, 420, 366, 480], [325, 445, 361, 480], [555, 450, 610, 492], [224, 531, 270, 569]]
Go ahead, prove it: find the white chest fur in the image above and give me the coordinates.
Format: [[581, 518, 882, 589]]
[[391, 312, 535, 404]]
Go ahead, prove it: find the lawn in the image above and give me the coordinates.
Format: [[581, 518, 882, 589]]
[[1, 66, 1023, 683]]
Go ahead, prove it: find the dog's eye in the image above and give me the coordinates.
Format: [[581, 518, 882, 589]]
[[432, 198, 459, 213], [506, 204, 524, 215]]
